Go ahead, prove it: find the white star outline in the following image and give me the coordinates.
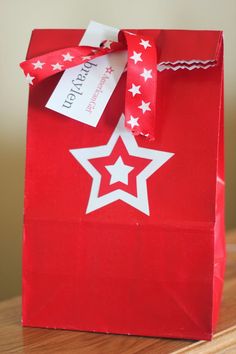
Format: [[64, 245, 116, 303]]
[[70, 114, 174, 215]]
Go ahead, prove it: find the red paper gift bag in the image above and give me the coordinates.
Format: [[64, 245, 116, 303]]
[[21, 26, 224, 340]]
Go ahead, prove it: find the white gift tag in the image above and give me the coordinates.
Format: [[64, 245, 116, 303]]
[[46, 21, 127, 127]]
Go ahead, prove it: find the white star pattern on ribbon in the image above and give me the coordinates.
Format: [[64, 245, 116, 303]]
[[62, 52, 74, 62], [127, 115, 139, 129], [81, 55, 92, 61], [130, 51, 143, 64], [128, 84, 141, 97], [51, 63, 64, 71], [105, 156, 134, 185], [70, 114, 174, 215], [140, 68, 152, 82], [102, 40, 113, 49], [140, 39, 151, 49], [25, 73, 35, 85], [32, 60, 45, 69], [138, 101, 151, 114]]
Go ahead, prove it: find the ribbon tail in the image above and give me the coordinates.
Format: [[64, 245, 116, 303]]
[[20, 42, 125, 86], [122, 31, 158, 140]]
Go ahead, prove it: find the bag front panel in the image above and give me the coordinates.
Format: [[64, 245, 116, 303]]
[[23, 29, 224, 340]]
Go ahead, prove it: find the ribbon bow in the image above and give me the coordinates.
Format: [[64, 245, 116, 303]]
[[20, 30, 157, 140]]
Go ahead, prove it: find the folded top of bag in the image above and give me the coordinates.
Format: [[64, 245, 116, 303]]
[[129, 29, 223, 71], [158, 30, 222, 71], [27, 28, 223, 72]]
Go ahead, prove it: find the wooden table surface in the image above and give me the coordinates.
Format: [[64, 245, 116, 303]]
[[0, 231, 235, 354]]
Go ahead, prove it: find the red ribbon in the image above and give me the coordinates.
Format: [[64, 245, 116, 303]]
[[20, 30, 157, 139]]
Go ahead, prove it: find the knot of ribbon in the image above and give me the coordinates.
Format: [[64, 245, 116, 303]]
[[20, 30, 158, 140]]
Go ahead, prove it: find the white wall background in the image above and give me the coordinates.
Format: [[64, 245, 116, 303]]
[[0, 0, 236, 300]]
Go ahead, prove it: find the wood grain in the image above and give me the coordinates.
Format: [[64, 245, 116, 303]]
[[0, 230, 235, 354]]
